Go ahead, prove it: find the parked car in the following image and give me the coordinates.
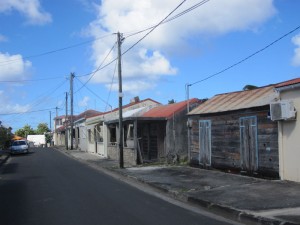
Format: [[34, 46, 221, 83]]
[[10, 140, 29, 154]]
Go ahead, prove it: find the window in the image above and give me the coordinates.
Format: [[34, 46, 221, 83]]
[[127, 124, 134, 140], [109, 126, 116, 143], [88, 129, 93, 143], [95, 125, 103, 142]]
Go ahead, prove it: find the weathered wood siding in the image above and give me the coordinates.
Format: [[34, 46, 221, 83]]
[[189, 107, 279, 177]]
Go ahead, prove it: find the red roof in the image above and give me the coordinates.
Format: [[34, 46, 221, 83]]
[[275, 78, 300, 88], [142, 98, 200, 119]]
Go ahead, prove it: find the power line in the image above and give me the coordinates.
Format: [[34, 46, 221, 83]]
[[74, 42, 117, 93], [189, 24, 300, 86], [123, 0, 188, 55], [73, 0, 210, 80], [74, 76, 112, 110], [124, 0, 210, 39], [0, 107, 58, 116], [105, 58, 118, 111], [0, 33, 114, 66], [0, 76, 65, 83]]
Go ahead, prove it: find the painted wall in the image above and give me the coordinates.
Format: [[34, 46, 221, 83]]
[[278, 88, 300, 182]]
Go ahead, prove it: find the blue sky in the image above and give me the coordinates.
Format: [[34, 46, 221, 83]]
[[0, 0, 299, 132]]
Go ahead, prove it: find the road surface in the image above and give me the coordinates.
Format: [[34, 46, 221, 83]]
[[0, 148, 242, 225]]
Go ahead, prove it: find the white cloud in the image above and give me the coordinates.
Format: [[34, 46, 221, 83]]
[[85, 0, 276, 93], [0, 52, 32, 80], [292, 34, 300, 67], [0, 0, 52, 25], [0, 90, 31, 114], [78, 96, 90, 107], [106, 80, 156, 95]]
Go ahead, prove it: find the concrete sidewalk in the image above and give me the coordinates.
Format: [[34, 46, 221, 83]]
[[58, 148, 300, 225]]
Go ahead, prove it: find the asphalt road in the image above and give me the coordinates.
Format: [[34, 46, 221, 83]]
[[0, 148, 241, 225]]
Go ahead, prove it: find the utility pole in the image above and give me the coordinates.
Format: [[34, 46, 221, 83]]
[[186, 83, 191, 113], [53, 107, 58, 146], [65, 92, 68, 150], [55, 107, 58, 132], [186, 83, 191, 163], [49, 111, 52, 131], [117, 32, 124, 168], [70, 73, 75, 150]]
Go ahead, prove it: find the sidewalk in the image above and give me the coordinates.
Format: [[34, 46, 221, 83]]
[[58, 147, 300, 225]]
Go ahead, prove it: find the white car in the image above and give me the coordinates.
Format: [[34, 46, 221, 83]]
[[10, 140, 29, 154]]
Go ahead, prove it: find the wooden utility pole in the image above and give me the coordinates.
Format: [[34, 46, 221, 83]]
[[49, 111, 52, 131], [70, 73, 75, 150], [65, 92, 68, 150], [117, 32, 124, 168]]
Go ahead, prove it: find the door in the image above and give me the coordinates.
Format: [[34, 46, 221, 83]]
[[199, 120, 211, 166], [240, 116, 258, 173], [95, 125, 105, 156]]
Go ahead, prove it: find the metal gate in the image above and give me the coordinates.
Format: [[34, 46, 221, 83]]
[[199, 120, 211, 166], [240, 116, 258, 173]]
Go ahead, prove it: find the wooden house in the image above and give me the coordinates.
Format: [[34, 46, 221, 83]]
[[105, 99, 201, 166], [188, 85, 280, 178]]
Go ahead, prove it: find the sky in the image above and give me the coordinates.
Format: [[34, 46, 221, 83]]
[[0, 0, 299, 132]]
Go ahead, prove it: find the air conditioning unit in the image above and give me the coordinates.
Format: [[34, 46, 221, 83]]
[[270, 100, 296, 121]]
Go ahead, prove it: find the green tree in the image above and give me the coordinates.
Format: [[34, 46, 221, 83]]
[[15, 124, 36, 137], [36, 123, 51, 143], [168, 99, 176, 104], [36, 123, 50, 135], [0, 124, 12, 149], [243, 85, 258, 91]]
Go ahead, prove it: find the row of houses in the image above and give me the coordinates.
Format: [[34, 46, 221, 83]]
[[53, 78, 300, 183]]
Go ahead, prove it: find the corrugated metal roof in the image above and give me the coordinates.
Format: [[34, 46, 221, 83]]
[[142, 98, 199, 119], [189, 86, 278, 115], [275, 78, 300, 88]]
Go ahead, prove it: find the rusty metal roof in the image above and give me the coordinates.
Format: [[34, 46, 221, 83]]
[[275, 78, 300, 88], [142, 98, 199, 119], [188, 86, 278, 115]]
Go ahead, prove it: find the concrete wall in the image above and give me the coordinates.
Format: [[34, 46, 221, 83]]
[[107, 145, 137, 167], [278, 88, 300, 182], [165, 110, 189, 163]]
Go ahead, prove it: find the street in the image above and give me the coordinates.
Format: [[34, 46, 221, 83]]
[[0, 148, 241, 225]]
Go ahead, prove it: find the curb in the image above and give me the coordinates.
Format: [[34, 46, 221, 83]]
[[107, 168, 299, 225], [187, 197, 298, 225], [54, 147, 299, 225]]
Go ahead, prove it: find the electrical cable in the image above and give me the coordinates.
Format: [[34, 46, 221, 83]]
[[0, 76, 65, 83], [105, 58, 118, 112], [0, 33, 114, 66], [74, 42, 117, 93], [189, 24, 300, 86], [124, 0, 210, 39], [74, 76, 112, 111], [123, 0, 188, 55], [0, 107, 58, 116]]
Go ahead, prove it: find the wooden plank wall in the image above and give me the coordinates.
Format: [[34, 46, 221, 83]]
[[189, 108, 279, 177]]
